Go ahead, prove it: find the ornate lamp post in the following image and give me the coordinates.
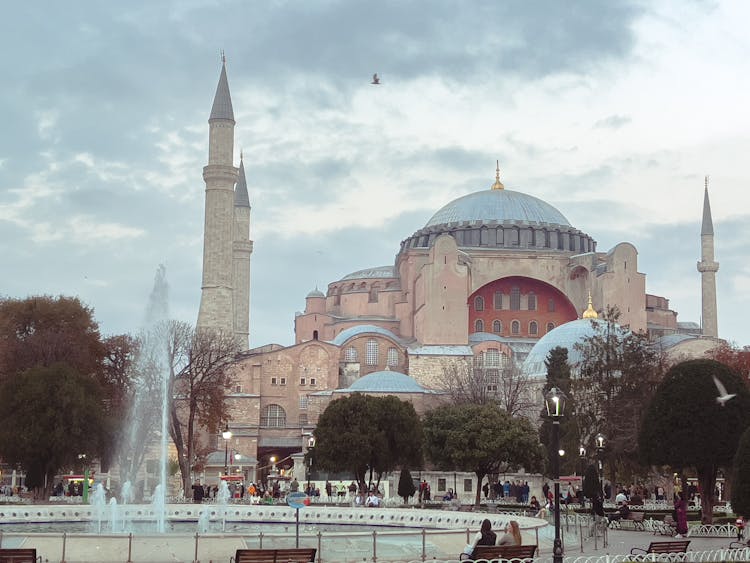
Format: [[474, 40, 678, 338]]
[[595, 433, 606, 499], [545, 387, 567, 563], [222, 424, 233, 475]]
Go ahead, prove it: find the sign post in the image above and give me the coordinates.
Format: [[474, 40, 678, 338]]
[[286, 492, 309, 548]]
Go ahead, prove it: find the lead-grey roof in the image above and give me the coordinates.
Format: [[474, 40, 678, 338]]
[[306, 287, 325, 298], [701, 186, 714, 236], [425, 189, 571, 229], [407, 345, 474, 356], [656, 333, 697, 349], [340, 266, 396, 280], [345, 370, 428, 393], [210, 63, 235, 122], [329, 324, 404, 346], [234, 159, 250, 207]]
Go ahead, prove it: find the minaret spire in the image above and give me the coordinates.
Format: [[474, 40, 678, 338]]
[[697, 175, 719, 338]]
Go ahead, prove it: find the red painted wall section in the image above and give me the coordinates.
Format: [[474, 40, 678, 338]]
[[468, 276, 578, 338]]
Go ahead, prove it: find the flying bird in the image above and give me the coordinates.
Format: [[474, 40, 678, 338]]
[[713, 375, 736, 406], [371, 73, 380, 85]]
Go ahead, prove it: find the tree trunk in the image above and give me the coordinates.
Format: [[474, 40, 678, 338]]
[[698, 464, 717, 524], [475, 472, 485, 507]]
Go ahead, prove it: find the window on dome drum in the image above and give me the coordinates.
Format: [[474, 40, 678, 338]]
[[494, 291, 503, 309], [511, 320, 520, 335], [365, 339, 378, 366], [529, 321, 538, 336], [310, 377, 317, 386], [387, 347, 398, 366], [280, 377, 287, 385], [528, 292, 537, 311], [344, 346, 358, 362], [510, 287, 521, 310], [299, 395, 309, 409], [492, 320, 502, 333], [369, 287, 378, 303], [261, 404, 286, 428], [474, 296, 484, 311], [548, 298, 555, 312], [546, 322, 555, 333], [271, 377, 277, 385], [475, 319, 484, 332]]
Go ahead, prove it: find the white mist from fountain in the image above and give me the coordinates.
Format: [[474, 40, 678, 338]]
[[91, 484, 107, 534], [197, 508, 211, 534], [120, 481, 134, 505], [109, 498, 121, 533], [152, 484, 166, 533], [217, 481, 231, 532]]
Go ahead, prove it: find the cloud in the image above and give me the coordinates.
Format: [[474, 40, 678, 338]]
[[594, 115, 632, 129]]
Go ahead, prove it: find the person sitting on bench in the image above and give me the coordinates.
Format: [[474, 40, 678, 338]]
[[609, 501, 630, 523]]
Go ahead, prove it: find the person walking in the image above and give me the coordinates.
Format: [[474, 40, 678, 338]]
[[674, 492, 689, 538]]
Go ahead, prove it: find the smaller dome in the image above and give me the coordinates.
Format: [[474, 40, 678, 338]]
[[348, 370, 427, 393], [306, 288, 325, 298], [522, 319, 629, 378]]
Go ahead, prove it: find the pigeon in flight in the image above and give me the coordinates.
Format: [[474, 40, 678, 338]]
[[713, 375, 736, 406], [371, 73, 381, 85]]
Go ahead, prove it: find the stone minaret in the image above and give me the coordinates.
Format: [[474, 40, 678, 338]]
[[197, 58, 238, 336], [697, 177, 719, 338], [232, 154, 253, 349]]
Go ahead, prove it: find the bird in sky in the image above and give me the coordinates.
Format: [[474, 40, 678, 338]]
[[713, 374, 736, 406], [371, 73, 380, 85]]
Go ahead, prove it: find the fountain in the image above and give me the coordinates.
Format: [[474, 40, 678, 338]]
[[90, 483, 107, 534], [216, 480, 231, 532]]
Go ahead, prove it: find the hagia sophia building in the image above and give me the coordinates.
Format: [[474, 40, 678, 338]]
[[195, 61, 722, 482]]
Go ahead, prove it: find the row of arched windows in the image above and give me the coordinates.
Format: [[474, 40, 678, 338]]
[[474, 319, 554, 336], [343, 340, 400, 367]]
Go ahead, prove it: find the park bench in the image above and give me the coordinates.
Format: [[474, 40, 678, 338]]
[[653, 514, 676, 536], [608, 511, 645, 531], [630, 540, 690, 555], [465, 544, 537, 561], [231, 547, 317, 563], [0, 549, 41, 563]]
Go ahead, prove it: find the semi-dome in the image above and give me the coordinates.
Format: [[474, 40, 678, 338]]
[[426, 189, 571, 229], [522, 318, 629, 379], [347, 370, 427, 393]]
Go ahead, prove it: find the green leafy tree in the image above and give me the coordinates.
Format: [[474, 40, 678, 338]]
[[0, 364, 112, 498], [731, 427, 750, 518], [423, 403, 543, 506], [0, 295, 106, 382], [397, 467, 416, 503], [582, 463, 600, 501], [312, 393, 423, 490], [539, 347, 580, 475], [574, 306, 664, 479], [639, 359, 750, 523]]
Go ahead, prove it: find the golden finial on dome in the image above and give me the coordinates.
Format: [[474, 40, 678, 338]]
[[491, 160, 505, 190], [582, 291, 598, 319]]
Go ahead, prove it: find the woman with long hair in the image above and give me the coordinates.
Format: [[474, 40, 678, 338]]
[[497, 520, 522, 546], [460, 518, 497, 559]]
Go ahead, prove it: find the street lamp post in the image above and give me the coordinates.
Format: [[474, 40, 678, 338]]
[[222, 424, 233, 475], [595, 433, 606, 500], [545, 387, 567, 563]]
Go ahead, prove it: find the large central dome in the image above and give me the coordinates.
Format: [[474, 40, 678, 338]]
[[426, 189, 571, 229]]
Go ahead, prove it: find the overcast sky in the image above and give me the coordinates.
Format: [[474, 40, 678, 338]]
[[2, 1, 750, 348]]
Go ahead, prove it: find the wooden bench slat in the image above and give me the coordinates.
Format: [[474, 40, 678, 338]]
[[234, 548, 317, 563], [0, 548, 38, 563], [469, 544, 537, 561]]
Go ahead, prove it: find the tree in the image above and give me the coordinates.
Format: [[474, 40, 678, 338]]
[[709, 342, 750, 380], [397, 467, 416, 503], [731, 427, 750, 518], [582, 463, 600, 501], [165, 322, 238, 496], [639, 359, 750, 523], [0, 295, 105, 381], [312, 393, 423, 490], [573, 306, 664, 478], [436, 357, 536, 416], [423, 403, 543, 506], [0, 364, 112, 498], [538, 347, 580, 475]]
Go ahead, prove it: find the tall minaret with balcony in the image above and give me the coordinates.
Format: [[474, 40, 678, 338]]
[[232, 154, 253, 349], [697, 177, 719, 338], [197, 57, 238, 337]]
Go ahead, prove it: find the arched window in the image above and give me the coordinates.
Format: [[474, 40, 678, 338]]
[[546, 322, 555, 333], [474, 296, 484, 311], [492, 320, 502, 333], [344, 346, 358, 362], [475, 319, 484, 333], [494, 291, 503, 310], [486, 349, 500, 367], [387, 347, 398, 366], [528, 292, 537, 311], [511, 320, 520, 335], [312, 330, 319, 340], [365, 339, 378, 366], [548, 298, 555, 312], [529, 321, 538, 336], [261, 404, 286, 427], [510, 287, 521, 310]]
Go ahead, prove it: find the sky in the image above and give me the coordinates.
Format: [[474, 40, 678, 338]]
[[2, 0, 750, 348]]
